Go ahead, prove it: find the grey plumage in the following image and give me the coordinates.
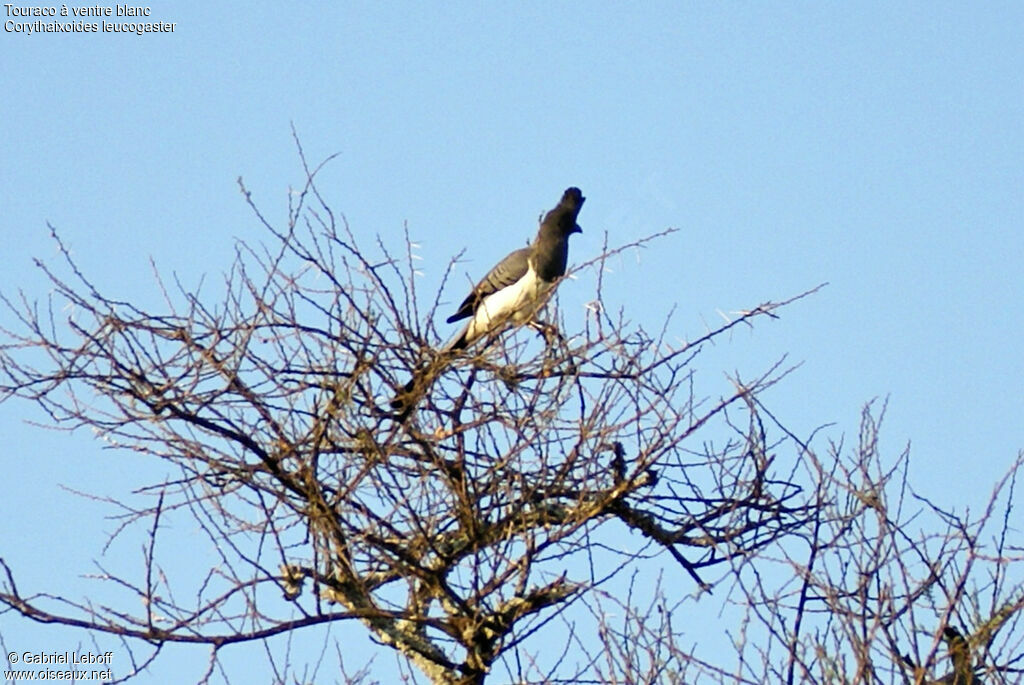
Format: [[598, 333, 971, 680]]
[[445, 246, 531, 324], [390, 187, 585, 412]]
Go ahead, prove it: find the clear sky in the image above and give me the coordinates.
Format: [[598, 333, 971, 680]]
[[2, 3, 1023, 682]]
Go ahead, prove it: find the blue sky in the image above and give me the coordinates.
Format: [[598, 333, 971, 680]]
[[2, 2, 1023, 682]]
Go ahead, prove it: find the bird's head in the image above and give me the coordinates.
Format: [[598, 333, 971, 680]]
[[543, 187, 585, 235], [943, 627, 965, 643]]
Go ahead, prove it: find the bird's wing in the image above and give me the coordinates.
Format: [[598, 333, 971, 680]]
[[446, 246, 531, 323]]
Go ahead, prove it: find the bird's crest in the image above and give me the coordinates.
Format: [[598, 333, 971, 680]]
[[542, 187, 585, 234]]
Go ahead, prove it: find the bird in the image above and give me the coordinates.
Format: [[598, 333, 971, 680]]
[[443, 187, 585, 351], [931, 627, 982, 685], [390, 187, 585, 412]]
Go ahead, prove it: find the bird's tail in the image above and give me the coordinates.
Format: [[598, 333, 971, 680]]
[[389, 350, 457, 415], [442, 327, 469, 353], [389, 371, 425, 414], [390, 325, 479, 415]]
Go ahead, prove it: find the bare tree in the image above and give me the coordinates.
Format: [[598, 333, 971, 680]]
[[717, 403, 1024, 684], [2, 144, 1021, 683], [520, 405, 1024, 685]]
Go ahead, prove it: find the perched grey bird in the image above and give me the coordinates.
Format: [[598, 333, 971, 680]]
[[443, 187, 584, 351], [391, 187, 585, 411]]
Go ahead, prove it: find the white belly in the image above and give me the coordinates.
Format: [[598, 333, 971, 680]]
[[463, 265, 551, 344]]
